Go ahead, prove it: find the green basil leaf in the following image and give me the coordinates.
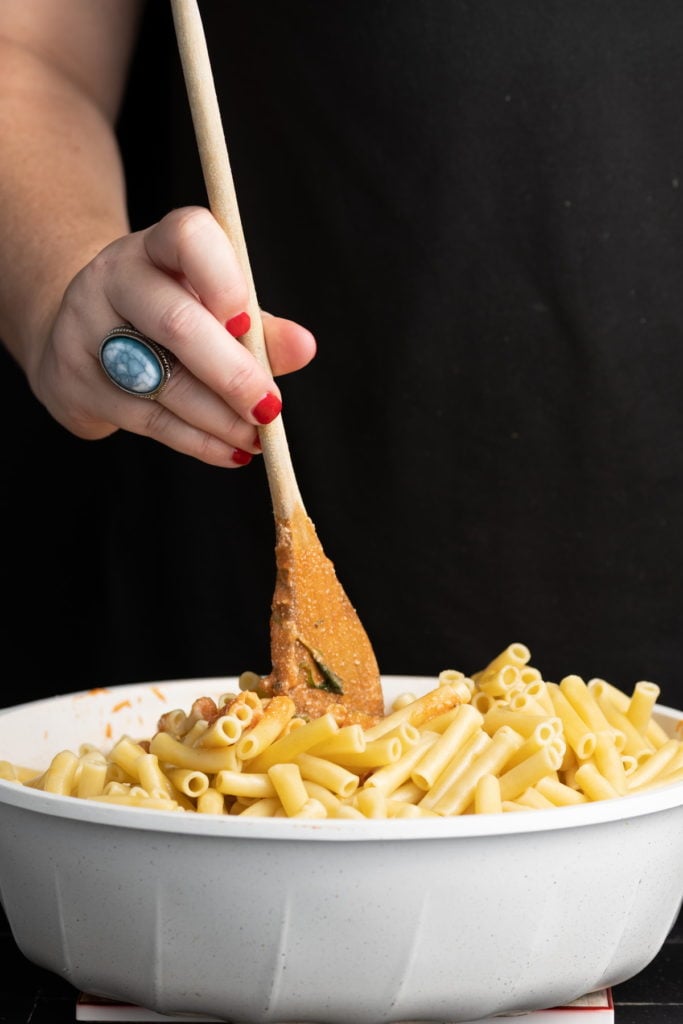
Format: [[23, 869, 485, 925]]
[[298, 640, 345, 695]]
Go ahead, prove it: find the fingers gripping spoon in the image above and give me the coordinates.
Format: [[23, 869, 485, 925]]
[[170, 0, 383, 723]]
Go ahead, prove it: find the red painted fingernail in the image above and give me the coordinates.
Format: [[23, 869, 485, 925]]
[[232, 448, 253, 466], [252, 392, 282, 424], [226, 312, 251, 337]]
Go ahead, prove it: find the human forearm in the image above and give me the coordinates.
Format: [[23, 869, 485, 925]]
[[0, 35, 130, 379]]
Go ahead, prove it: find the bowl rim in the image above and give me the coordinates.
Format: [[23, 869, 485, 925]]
[[1, 675, 681, 842]]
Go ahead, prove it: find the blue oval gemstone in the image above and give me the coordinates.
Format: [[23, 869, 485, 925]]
[[100, 335, 163, 394]]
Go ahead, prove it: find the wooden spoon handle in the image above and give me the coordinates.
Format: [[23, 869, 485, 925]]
[[170, 0, 302, 519]]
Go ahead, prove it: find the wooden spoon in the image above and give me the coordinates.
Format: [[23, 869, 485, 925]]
[[170, 0, 383, 723]]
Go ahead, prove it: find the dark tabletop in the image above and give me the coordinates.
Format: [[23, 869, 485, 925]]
[[0, 904, 680, 1024]]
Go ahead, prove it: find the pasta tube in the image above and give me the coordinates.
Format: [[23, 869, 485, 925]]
[[334, 736, 402, 769], [292, 798, 327, 819], [236, 797, 282, 817], [149, 732, 240, 773], [214, 771, 276, 799], [592, 731, 628, 795], [364, 682, 468, 739], [302, 780, 342, 815], [295, 753, 359, 799], [166, 766, 210, 798], [476, 664, 521, 698], [363, 734, 437, 796], [626, 739, 680, 792], [195, 714, 244, 748], [196, 787, 226, 815], [419, 730, 491, 809], [547, 683, 597, 760], [411, 704, 484, 790], [308, 724, 366, 759], [267, 763, 308, 816], [559, 675, 625, 750], [497, 744, 563, 803], [42, 750, 79, 795], [236, 696, 295, 760], [109, 736, 148, 782], [588, 681, 654, 760], [474, 774, 502, 814], [627, 681, 661, 733], [354, 788, 388, 818], [535, 776, 588, 806], [483, 706, 561, 739], [431, 726, 524, 815], [247, 712, 339, 771], [503, 722, 561, 770], [574, 763, 619, 802], [473, 642, 531, 682], [136, 753, 177, 800], [75, 753, 108, 799]]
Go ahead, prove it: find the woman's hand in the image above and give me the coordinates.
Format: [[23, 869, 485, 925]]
[[31, 206, 317, 467]]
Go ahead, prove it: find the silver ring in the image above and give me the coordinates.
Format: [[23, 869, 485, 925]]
[[98, 326, 175, 400]]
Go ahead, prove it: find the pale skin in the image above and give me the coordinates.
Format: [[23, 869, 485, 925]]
[[0, 0, 316, 467]]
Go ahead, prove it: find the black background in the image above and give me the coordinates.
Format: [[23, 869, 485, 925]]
[[2, 1, 683, 713]]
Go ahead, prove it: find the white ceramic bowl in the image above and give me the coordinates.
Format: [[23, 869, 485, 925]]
[[0, 676, 681, 1024]]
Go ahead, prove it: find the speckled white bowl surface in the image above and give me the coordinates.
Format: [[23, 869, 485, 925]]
[[0, 676, 681, 1024]]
